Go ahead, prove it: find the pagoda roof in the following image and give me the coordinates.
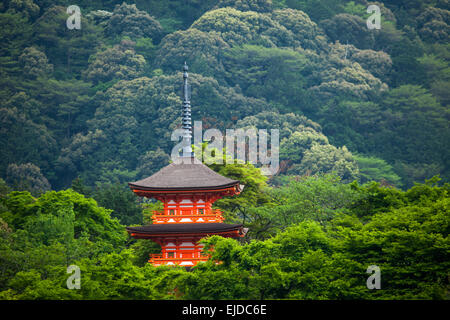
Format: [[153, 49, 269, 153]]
[[126, 223, 244, 236], [129, 157, 240, 192]]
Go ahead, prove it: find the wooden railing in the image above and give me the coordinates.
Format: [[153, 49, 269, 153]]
[[149, 253, 209, 266], [152, 209, 224, 223]]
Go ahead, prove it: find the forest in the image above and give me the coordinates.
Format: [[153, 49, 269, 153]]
[[0, 0, 449, 299]]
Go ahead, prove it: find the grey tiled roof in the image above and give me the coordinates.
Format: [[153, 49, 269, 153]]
[[126, 223, 243, 234], [129, 157, 240, 191]]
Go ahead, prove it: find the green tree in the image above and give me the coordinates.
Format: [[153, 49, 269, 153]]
[[354, 154, 402, 187], [190, 7, 294, 47], [310, 42, 388, 101], [92, 182, 143, 225], [6, 0, 40, 20], [237, 111, 322, 141], [349, 48, 392, 81], [105, 2, 163, 42], [1, 189, 127, 248], [416, 7, 450, 43], [320, 13, 375, 49], [291, 143, 359, 182], [155, 28, 230, 78], [280, 128, 329, 165], [279, 0, 344, 21], [18, 46, 53, 79], [136, 147, 170, 180], [32, 6, 102, 77], [375, 85, 449, 167], [5, 163, 51, 196], [84, 39, 146, 84], [271, 8, 327, 51], [223, 45, 308, 108], [0, 107, 57, 180], [205, 153, 273, 239], [217, 0, 274, 13], [265, 174, 362, 229]]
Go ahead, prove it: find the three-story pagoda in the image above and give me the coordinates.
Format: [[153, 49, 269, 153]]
[[126, 63, 246, 267]]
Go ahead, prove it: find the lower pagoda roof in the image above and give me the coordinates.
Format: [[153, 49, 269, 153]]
[[126, 223, 245, 237]]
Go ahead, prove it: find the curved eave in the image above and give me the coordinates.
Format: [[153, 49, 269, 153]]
[[128, 181, 241, 193], [126, 223, 246, 239]]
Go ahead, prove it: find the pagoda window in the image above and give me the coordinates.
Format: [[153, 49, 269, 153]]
[[167, 252, 175, 258], [198, 208, 204, 215], [169, 209, 175, 215]]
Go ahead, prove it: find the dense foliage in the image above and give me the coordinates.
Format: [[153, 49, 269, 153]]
[[0, 0, 448, 190], [0, 0, 449, 300], [0, 174, 448, 299]]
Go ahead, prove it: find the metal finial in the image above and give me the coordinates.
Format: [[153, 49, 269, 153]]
[[181, 62, 192, 157]]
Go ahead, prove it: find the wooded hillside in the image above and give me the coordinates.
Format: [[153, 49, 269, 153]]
[[0, 0, 448, 300]]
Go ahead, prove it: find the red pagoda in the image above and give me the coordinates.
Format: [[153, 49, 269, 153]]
[[126, 63, 247, 267]]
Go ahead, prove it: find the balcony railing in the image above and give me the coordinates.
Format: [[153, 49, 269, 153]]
[[152, 209, 224, 223], [149, 253, 210, 266]]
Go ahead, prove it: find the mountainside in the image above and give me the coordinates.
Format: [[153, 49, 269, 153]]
[[0, 1, 449, 301], [0, 0, 448, 191]]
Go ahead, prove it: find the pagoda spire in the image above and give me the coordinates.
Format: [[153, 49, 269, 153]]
[[181, 62, 192, 157]]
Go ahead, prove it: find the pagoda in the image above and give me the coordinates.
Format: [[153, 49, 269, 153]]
[[126, 63, 247, 267]]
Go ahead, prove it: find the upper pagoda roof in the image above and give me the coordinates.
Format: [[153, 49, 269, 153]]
[[129, 157, 240, 192]]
